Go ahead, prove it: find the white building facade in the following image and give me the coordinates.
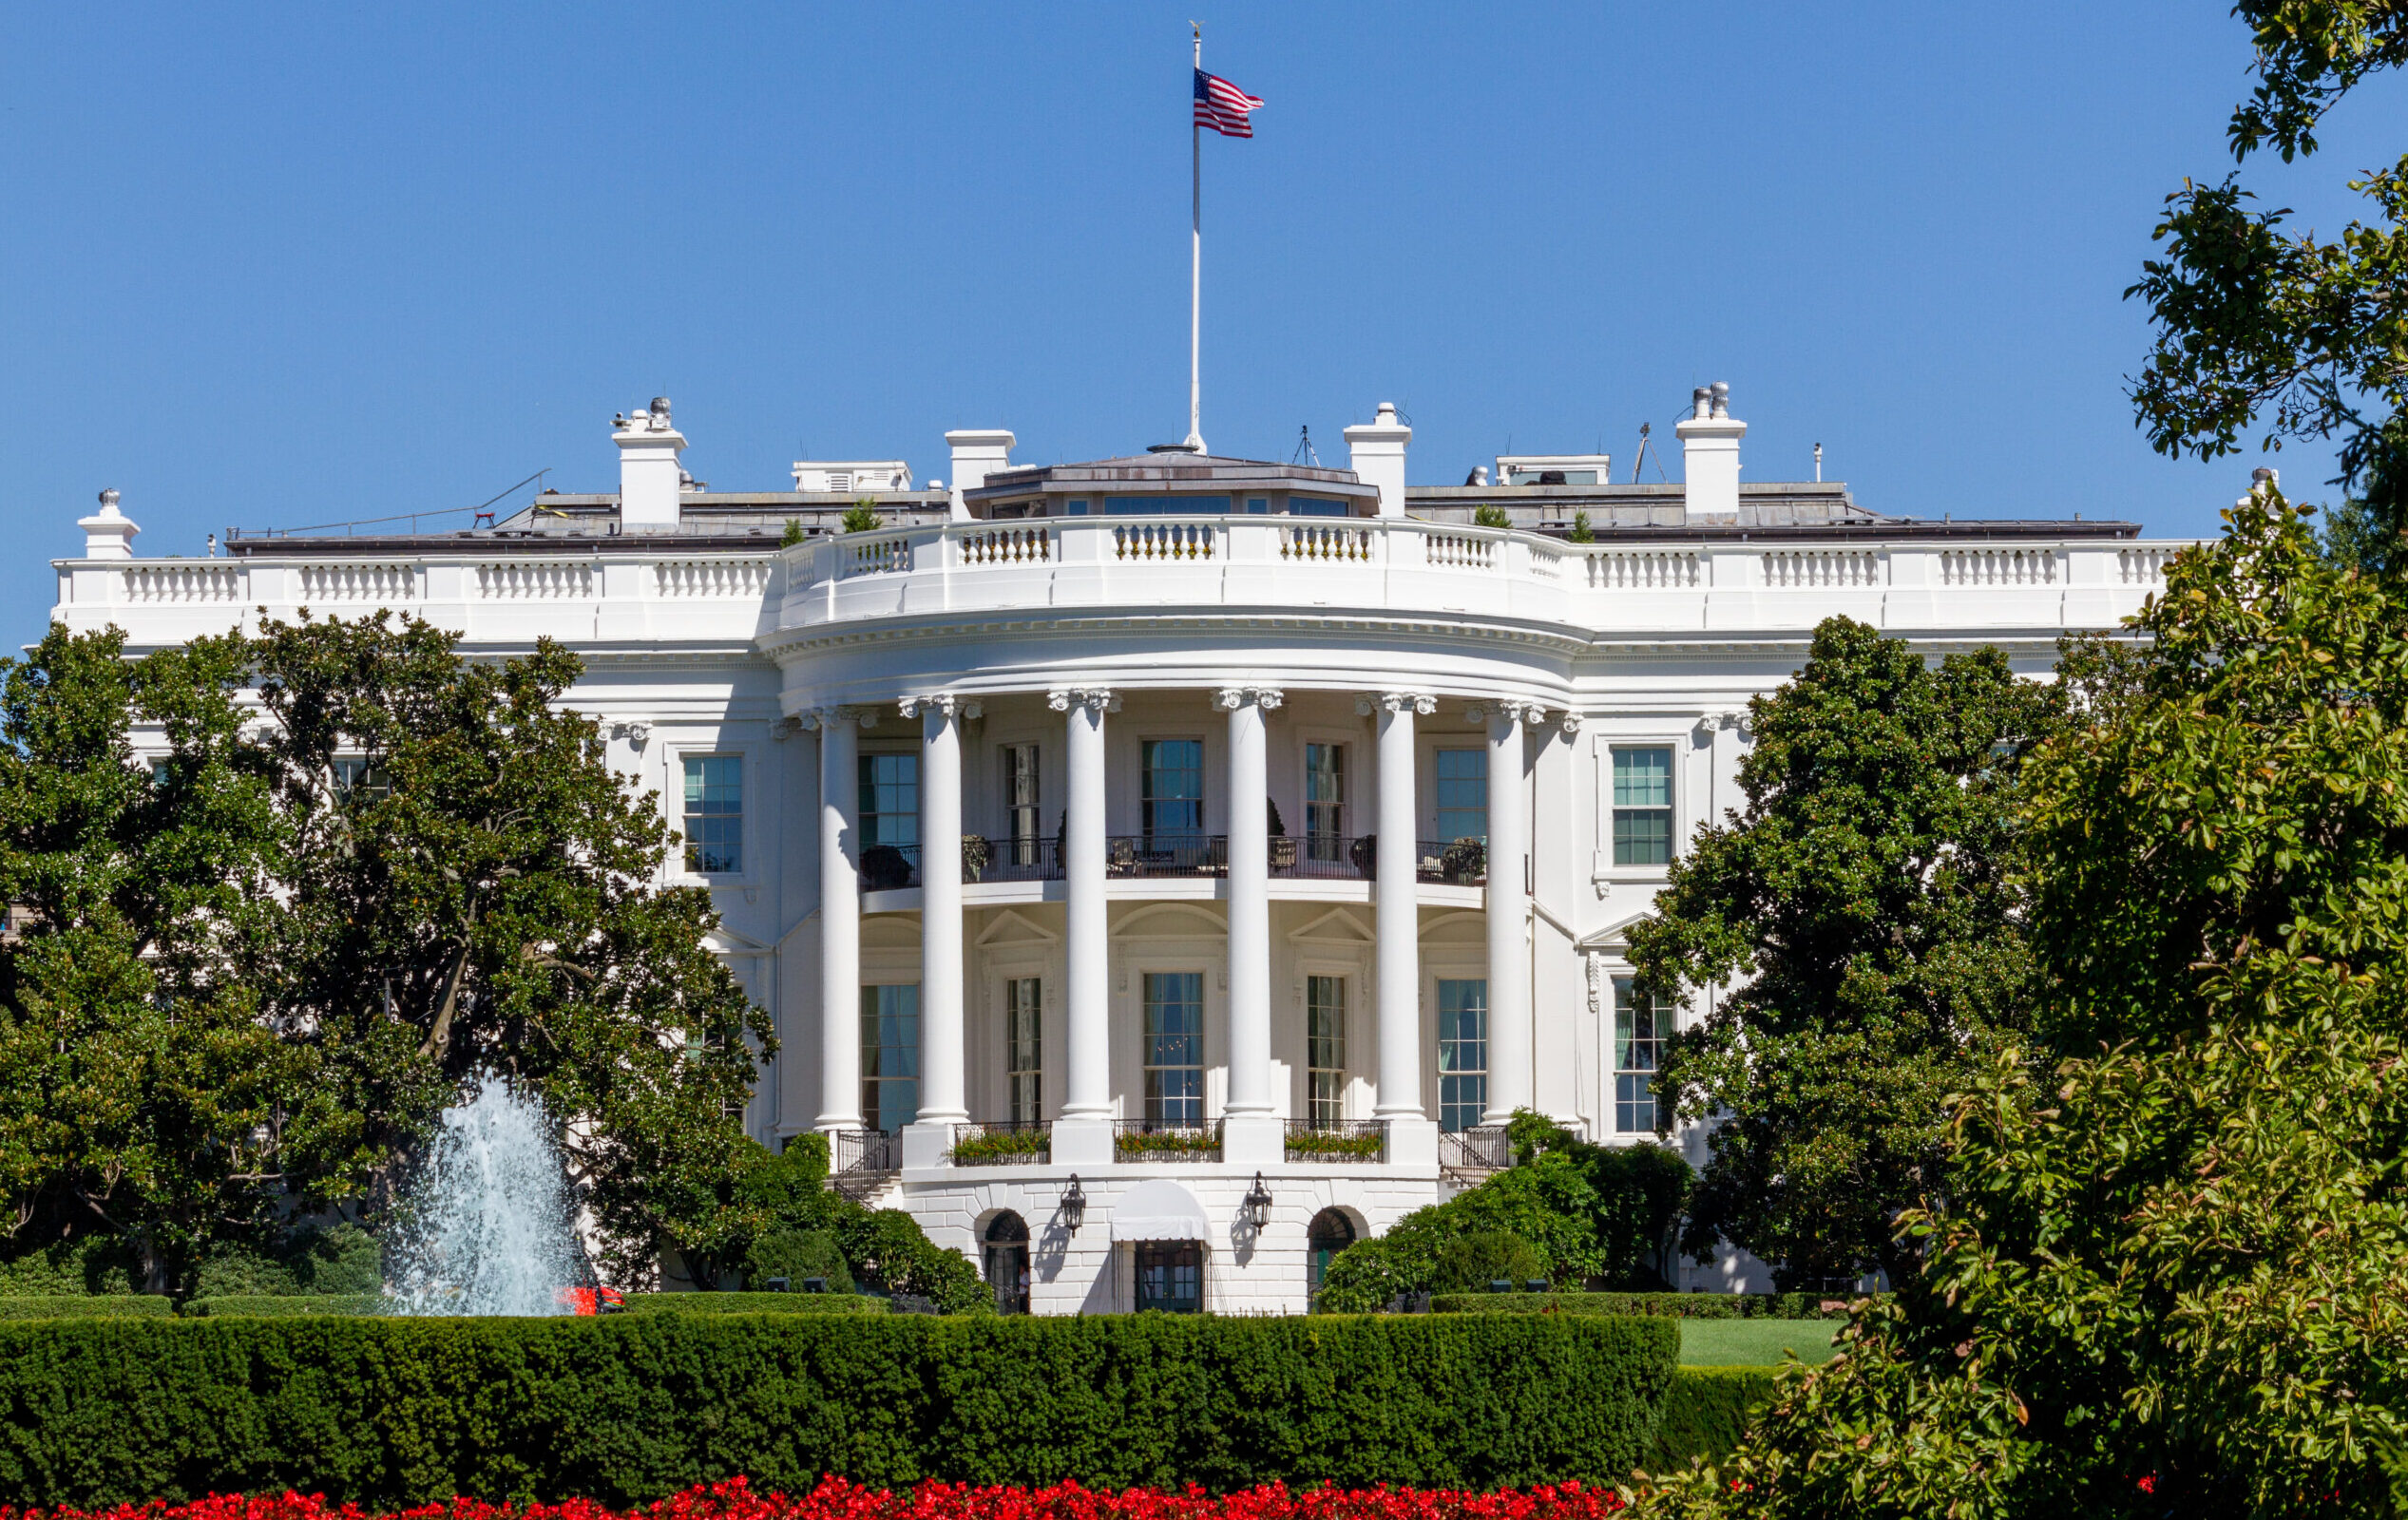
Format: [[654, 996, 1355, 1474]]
[[48, 388, 2184, 1313]]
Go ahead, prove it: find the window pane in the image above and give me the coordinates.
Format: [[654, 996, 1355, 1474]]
[[1141, 739, 1204, 840], [682, 755, 742, 874], [858, 753, 920, 848], [1437, 978, 1488, 1132], [1613, 977, 1664, 1132], [1307, 976, 1346, 1128], [1006, 977, 1042, 1124], [1305, 744, 1345, 860], [1434, 748, 1486, 843], [1143, 971, 1205, 1123], [860, 983, 920, 1133], [1611, 747, 1673, 867], [1003, 744, 1041, 858], [1612, 747, 1672, 808]]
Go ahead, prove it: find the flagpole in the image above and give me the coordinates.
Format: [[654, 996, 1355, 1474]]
[[1186, 20, 1205, 453]]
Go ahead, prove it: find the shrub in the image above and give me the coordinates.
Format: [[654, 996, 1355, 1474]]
[[840, 502, 881, 534], [1428, 1292, 1873, 1320], [187, 1224, 381, 1299], [1431, 1231, 1546, 1293], [735, 1137, 984, 1314], [177, 1296, 385, 1318], [1472, 504, 1513, 530], [739, 1229, 852, 1296], [0, 1297, 171, 1320], [0, 1310, 1674, 1505], [0, 1240, 144, 1297], [0, 1477, 1641, 1520], [1640, 1367, 1783, 1473], [619, 1292, 881, 1316]]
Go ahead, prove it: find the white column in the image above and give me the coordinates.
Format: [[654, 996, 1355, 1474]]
[[901, 694, 969, 1165], [1052, 687, 1116, 1165], [814, 708, 862, 1131], [1482, 701, 1538, 1124], [1218, 685, 1282, 1164], [1368, 692, 1438, 1166]]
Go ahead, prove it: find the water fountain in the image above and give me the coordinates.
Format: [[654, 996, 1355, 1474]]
[[384, 1071, 585, 1316]]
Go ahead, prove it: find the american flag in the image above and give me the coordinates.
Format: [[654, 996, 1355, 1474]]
[[1194, 68, 1264, 138]]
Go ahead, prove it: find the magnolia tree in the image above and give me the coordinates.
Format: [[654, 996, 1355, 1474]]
[[1628, 488, 2408, 1517]]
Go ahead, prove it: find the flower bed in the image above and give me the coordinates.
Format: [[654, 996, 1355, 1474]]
[[0, 1476, 1629, 1520]]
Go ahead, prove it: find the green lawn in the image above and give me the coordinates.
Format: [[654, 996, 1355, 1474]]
[[1678, 1317, 1840, 1367]]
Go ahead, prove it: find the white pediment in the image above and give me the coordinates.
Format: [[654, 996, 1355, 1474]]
[[1287, 907, 1373, 945], [975, 908, 1060, 948]]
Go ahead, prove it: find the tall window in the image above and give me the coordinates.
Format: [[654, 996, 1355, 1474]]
[[1612, 747, 1674, 866], [1437, 978, 1488, 1131], [1135, 1242, 1202, 1312], [333, 757, 391, 805], [1614, 978, 1666, 1132], [1435, 748, 1487, 843], [1005, 977, 1042, 1124], [1142, 971, 1205, 1124], [860, 983, 920, 1133], [1307, 1208, 1357, 1306], [1003, 743, 1041, 864], [983, 1212, 1030, 1315], [1306, 976, 1347, 1127], [1304, 743, 1346, 862], [1141, 739, 1204, 843], [859, 752, 920, 848], [682, 755, 742, 874]]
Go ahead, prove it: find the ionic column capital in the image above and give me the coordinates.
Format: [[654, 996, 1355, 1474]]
[[1558, 711, 1583, 735], [899, 693, 968, 721], [1477, 699, 1550, 728], [1047, 688, 1121, 714], [1213, 685, 1285, 712], [1358, 692, 1437, 716]]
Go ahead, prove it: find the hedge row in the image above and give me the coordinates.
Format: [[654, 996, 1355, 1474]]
[[180, 1296, 388, 1319], [1638, 1367, 1784, 1472], [0, 1298, 172, 1320], [620, 1292, 884, 1316], [1429, 1291, 1875, 1320], [0, 1312, 1674, 1507]]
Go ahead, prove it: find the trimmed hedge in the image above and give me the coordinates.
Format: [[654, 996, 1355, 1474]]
[[0, 1298, 172, 1320], [0, 1311, 1674, 1506], [179, 1296, 386, 1319], [619, 1292, 884, 1316], [1429, 1291, 1876, 1320], [1639, 1367, 1784, 1472]]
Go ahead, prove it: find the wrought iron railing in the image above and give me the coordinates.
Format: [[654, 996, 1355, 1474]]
[[1438, 1125, 1513, 1174], [827, 1129, 900, 1200], [1113, 1118, 1222, 1163], [1105, 833, 1226, 878], [981, 835, 1063, 883], [1281, 834, 1375, 880], [858, 841, 919, 891], [949, 1119, 1052, 1166], [1415, 838, 1488, 886], [1283, 1118, 1386, 1161]]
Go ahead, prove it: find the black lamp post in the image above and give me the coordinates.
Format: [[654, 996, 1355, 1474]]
[[1061, 1174, 1087, 1234], [1243, 1171, 1273, 1231]]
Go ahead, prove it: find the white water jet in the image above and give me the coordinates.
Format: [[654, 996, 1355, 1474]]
[[384, 1072, 583, 1316]]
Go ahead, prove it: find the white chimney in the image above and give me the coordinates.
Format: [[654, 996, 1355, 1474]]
[[613, 396, 687, 532], [78, 488, 140, 560], [1343, 402, 1411, 518], [1675, 382, 1746, 520], [944, 429, 1016, 522]]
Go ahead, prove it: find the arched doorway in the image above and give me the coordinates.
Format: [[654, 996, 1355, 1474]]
[[984, 1211, 1030, 1314], [1307, 1208, 1357, 1306]]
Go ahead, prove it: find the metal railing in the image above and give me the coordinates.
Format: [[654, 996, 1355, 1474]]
[[1107, 833, 1226, 878], [1439, 1125, 1514, 1176], [828, 1128, 900, 1200], [1416, 838, 1488, 886], [949, 1119, 1052, 1166], [979, 836, 1062, 883], [1284, 1118, 1386, 1161], [1113, 1118, 1222, 1163], [1281, 833, 1375, 880], [859, 841, 920, 892]]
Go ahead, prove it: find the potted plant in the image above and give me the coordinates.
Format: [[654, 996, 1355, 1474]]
[[961, 833, 990, 883], [1268, 799, 1297, 871], [1441, 837, 1486, 885]]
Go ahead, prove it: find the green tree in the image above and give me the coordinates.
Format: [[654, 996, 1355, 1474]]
[[1472, 504, 1513, 530], [236, 613, 773, 1280], [1629, 488, 2408, 1519], [0, 627, 313, 1291], [2127, 1, 2408, 571], [1627, 618, 2061, 1288], [1570, 509, 1596, 543], [840, 501, 881, 534]]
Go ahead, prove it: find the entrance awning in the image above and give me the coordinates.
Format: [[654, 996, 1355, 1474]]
[[1112, 1179, 1211, 1243]]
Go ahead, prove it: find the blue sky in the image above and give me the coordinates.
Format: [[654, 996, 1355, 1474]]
[[5, 4, 2402, 651]]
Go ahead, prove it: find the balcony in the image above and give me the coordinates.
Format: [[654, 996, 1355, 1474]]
[[949, 1120, 1051, 1166], [1439, 1125, 1513, 1187], [828, 1128, 900, 1200], [1113, 1119, 1222, 1163], [1284, 1119, 1385, 1162]]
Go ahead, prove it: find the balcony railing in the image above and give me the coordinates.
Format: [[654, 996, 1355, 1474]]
[[1416, 838, 1488, 886], [1107, 833, 1226, 877], [859, 841, 920, 891], [828, 1128, 900, 1200], [1438, 1125, 1514, 1178], [1281, 834, 1375, 880], [1284, 1119, 1385, 1161], [1113, 1118, 1222, 1163], [978, 836, 1062, 883], [949, 1119, 1052, 1166]]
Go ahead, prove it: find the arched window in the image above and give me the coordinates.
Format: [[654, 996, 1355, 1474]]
[[984, 1211, 1030, 1315], [1307, 1208, 1356, 1306]]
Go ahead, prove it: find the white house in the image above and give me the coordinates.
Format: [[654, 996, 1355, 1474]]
[[48, 385, 2183, 1313]]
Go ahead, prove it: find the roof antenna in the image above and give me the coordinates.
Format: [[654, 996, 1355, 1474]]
[[1814, 443, 1824, 483], [1629, 422, 1669, 484], [1291, 425, 1321, 467]]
